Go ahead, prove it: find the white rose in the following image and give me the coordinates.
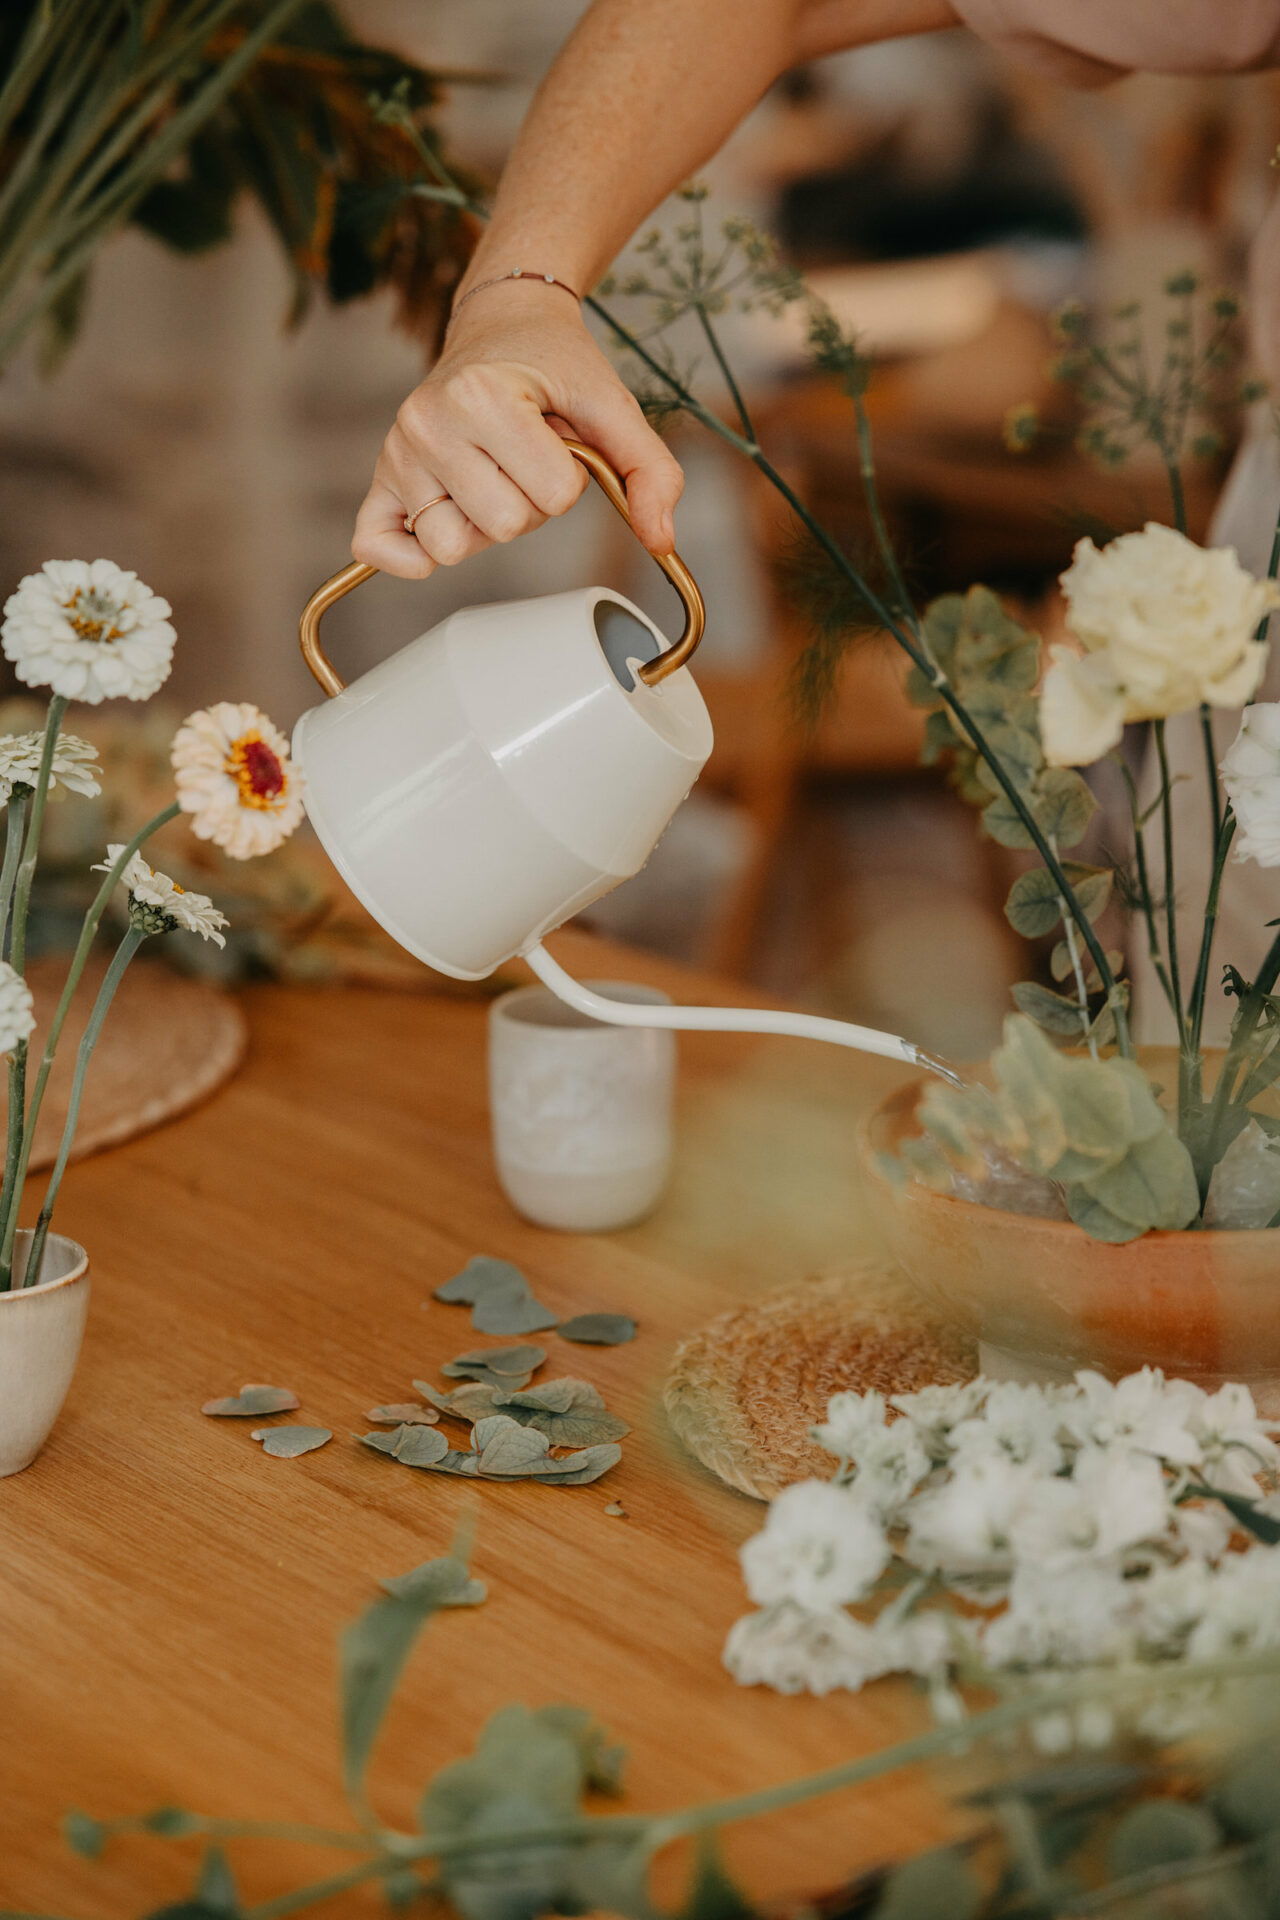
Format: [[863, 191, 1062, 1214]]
[[1041, 524, 1278, 768], [1221, 702, 1280, 866]]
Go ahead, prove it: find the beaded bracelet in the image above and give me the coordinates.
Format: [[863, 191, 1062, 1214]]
[[451, 268, 581, 323]]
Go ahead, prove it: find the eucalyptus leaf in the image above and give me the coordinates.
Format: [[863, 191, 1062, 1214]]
[[557, 1314, 637, 1346], [1065, 1184, 1145, 1244], [473, 1416, 553, 1475], [1011, 981, 1087, 1038], [435, 1256, 528, 1304], [366, 1403, 439, 1426], [1005, 863, 1112, 939], [441, 1362, 535, 1391], [445, 1345, 547, 1377], [1079, 1126, 1199, 1232], [201, 1385, 299, 1418], [194, 1845, 238, 1916], [530, 1443, 623, 1486], [1035, 767, 1098, 849], [415, 1380, 501, 1422], [1106, 1800, 1221, 1880], [1213, 1741, 1280, 1836], [379, 1554, 487, 1608], [341, 1545, 482, 1807], [471, 1284, 558, 1337], [251, 1426, 332, 1458], [981, 788, 1039, 851], [871, 1848, 981, 1920], [678, 1830, 755, 1920], [64, 1811, 106, 1859], [494, 1378, 630, 1447], [359, 1423, 449, 1467]]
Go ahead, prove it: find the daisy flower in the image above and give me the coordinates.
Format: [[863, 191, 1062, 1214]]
[[0, 730, 100, 804], [170, 702, 304, 859], [92, 846, 228, 946], [0, 962, 35, 1055], [2, 560, 176, 705]]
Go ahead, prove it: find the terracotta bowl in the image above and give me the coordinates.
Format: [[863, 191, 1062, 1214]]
[[862, 1076, 1280, 1414]]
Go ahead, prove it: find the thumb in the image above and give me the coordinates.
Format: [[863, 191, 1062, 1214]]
[[564, 385, 685, 554]]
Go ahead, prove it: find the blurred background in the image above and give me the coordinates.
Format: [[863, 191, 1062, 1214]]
[[4, 1, 1279, 1057]]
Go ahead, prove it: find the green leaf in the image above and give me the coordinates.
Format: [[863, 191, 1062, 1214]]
[[526, 1443, 622, 1485], [1005, 864, 1112, 939], [380, 1554, 488, 1607], [920, 709, 957, 764], [194, 1846, 238, 1916], [557, 1314, 637, 1346], [358, 1423, 449, 1468], [445, 1345, 548, 1376], [1185, 1484, 1280, 1546], [1106, 1800, 1221, 1880], [981, 787, 1039, 850], [1065, 1184, 1146, 1243], [366, 1403, 439, 1426], [1053, 1059, 1136, 1159], [142, 1808, 200, 1837], [1035, 767, 1098, 849], [472, 1285, 558, 1337], [473, 1415, 553, 1475], [1011, 981, 1086, 1037], [493, 1378, 630, 1447], [871, 1848, 982, 1920], [340, 1549, 481, 1807], [1213, 1742, 1280, 1837], [202, 1384, 299, 1417], [63, 1811, 106, 1858], [1078, 1127, 1199, 1232], [415, 1380, 501, 1422], [251, 1425, 331, 1458], [678, 1831, 756, 1919], [435, 1257, 528, 1305]]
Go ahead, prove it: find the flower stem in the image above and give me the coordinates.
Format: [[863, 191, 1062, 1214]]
[[0, 790, 29, 959], [1187, 808, 1236, 1063], [0, 800, 180, 1285], [1204, 919, 1280, 1169], [1153, 720, 1184, 1028], [0, 697, 66, 1289], [23, 922, 148, 1288], [1118, 758, 1179, 1024], [693, 302, 755, 446]]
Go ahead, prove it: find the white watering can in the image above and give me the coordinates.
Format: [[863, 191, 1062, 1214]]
[[294, 442, 956, 1080]]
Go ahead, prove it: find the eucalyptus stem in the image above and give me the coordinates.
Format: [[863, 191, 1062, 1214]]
[[0, 697, 66, 1288], [1118, 759, 1179, 1023], [0, 791, 29, 960], [23, 922, 147, 1288]]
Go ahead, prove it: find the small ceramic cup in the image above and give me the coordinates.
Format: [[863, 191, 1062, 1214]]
[[488, 981, 676, 1232]]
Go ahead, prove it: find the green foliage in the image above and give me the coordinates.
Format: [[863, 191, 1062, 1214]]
[[678, 1833, 755, 1920], [557, 1314, 637, 1345], [912, 1015, 1200, 1241], [871, 1849, 982, 1920], [1005, 864, 1112, 939], [1107, 1799, 1222, 1879], [906, 588, 1099, 856], [339, 1546, 485, 1810]]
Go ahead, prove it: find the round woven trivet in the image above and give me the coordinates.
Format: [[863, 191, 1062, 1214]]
[[664, 1262, 977, 1501], [9, 955, 247, 1170]]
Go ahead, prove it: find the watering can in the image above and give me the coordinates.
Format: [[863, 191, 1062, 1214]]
[[294, 442, 955, 1080]]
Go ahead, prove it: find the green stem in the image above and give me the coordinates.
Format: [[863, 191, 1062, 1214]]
[[3, 798, 181, 1284], [0, 697, 66, 1288], [1187, 809, 1236, 1063], [851, 387, 919, 631], [1118, 759, 1179, 1023], [1154, 720, 1184, 1030], [242, 1856, 406, 1920], [0, 791, 29, 958], [1204, 920, 1280, 1168], [693, 302, 755, 446], [23, 922, 147, 1287], [1200, 704, 1223, 850]]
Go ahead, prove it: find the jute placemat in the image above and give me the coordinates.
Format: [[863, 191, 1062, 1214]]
[[9, 955, 247, 1170], [664, 1262, 977, 1501]]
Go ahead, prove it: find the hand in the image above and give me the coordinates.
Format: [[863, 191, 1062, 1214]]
[[352, 284, 685, 579]]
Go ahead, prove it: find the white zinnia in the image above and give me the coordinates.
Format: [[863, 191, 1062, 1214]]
[[0, 730, 100, 804], [1220, 702, 1280, 867], [92, 845, 228, 946], [170, 702, 304, 859], [2, 560, 176, 704], [1041, 524, 1278, 768], [0, 961, 35, 1055], [740, 1480, 889, 1611]]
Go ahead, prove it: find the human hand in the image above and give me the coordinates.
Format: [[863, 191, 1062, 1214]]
[[352, 283, 685, 579]]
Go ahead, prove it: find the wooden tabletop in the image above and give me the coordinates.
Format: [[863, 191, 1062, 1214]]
[[0, 928, 963, 1917]]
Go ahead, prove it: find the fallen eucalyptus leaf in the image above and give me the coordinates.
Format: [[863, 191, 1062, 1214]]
[[473, 1415, 553, 1476], [471, 1281, 558, 1336], [64, 1811, 107, 1859], [414, 1379, 500, 1421], [440, 1361, 534, 1392], [380, 1554, 487, 1608], [447, 1344, 547, 1376], [494, 1378, 630, 1448], [434, 1255, 528, 1304], [366, 1403, 440, 1426], [251, 1425, 332, 1458], [531, 1443, 622, 1486], [557, 1313, 637, 1346], [201, 1384, 299, 1418], [605, 1503, 627, 1518], [359, 1426, 475, 1474], [194, 1844, 239, 1916]]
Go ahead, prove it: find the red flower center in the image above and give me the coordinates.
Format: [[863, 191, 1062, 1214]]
[[226, 733, 285, 810]]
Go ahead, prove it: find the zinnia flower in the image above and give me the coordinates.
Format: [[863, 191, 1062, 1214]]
[[0, 730, 100, 804], [0, 961, 35, 1055], [1221, 702, 1280, 866], [92, 846, 227, 946], [1041, 524, 1280, 767], [170, 702, 304, 859], [2, 560, 176, 705]]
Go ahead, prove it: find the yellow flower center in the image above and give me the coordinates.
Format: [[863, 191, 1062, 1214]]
[[64, 589, 122, 645], [226, 731, 285, 810]]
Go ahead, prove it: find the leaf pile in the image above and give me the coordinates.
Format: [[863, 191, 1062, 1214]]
[[906, 1013, 1200, 1242]]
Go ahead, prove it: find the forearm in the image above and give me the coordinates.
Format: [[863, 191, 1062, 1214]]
[[460, 0, 804, 296]]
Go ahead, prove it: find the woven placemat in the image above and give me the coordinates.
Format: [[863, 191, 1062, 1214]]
[[9, 955, 247, 1170], [664, 1261, 978, 1501]]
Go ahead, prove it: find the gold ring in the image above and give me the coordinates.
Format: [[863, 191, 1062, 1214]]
[[404, 493, 451, 536]]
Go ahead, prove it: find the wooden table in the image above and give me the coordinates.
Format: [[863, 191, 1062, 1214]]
[[0, 929, 963, 1916]]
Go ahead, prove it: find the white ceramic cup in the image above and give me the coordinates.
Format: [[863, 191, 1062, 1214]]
[[489, 981, 676, 1232]]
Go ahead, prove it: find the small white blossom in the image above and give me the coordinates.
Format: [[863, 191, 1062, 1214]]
[[890, 1380, 988, 1460], [171, 702, 304, 859], [724, 1602, 899, 1695], [811, 1388, 889, 1459], [0, 730, 100, 803], [92, 845, 227, 946], [1190, 1383, 1280, 1496], [1041, 525, 1278, 767], [2, 559, 175, 704], [741, 1480, 889, 1611], [906, 1452, 1036, 1579], [1061, 1369, 1203, 1467], [847, 1420, 932, 1517], [1221, 703, 1280, 866], [0, 961, 35, 1055], [949, 1380, 1066, 1473], [1008, 1446, 1169, 1569]]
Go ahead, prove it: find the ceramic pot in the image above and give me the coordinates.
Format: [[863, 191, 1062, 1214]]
[[0, 1231, 89, 1476], [863, 1078, 1280, 1414]]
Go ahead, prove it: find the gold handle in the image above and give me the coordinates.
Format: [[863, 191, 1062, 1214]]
[[298, 440, 706, 698]]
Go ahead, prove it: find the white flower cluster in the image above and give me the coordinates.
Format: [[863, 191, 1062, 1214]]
[[726, 1369, 1280, 1745]]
